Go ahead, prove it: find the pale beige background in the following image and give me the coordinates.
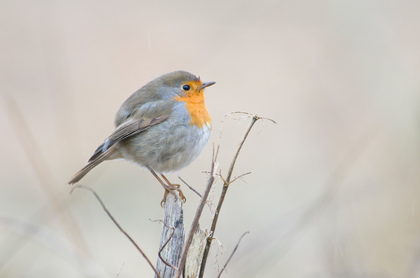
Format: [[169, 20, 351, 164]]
[[1, 1, 420, 277]]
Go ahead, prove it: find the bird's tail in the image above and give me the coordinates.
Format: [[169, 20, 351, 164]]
[[68, 144, 116, 185], [68, 157, 105, 185]]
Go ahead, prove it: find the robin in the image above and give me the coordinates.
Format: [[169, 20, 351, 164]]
[[68, 71, 215, 204]]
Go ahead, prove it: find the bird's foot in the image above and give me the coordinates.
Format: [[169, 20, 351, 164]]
[[160, 184, 186, 207]]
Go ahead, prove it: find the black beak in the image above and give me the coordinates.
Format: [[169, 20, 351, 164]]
[[199, 81, 216, 90]]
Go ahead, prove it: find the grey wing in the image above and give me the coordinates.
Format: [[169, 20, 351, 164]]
[[115, 98, 174, 126], [88, 115, 169, 162]]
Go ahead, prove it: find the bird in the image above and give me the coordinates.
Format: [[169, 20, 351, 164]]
[[68, 71, 215, 204]]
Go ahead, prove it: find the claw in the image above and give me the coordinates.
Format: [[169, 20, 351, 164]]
[[160, 190, 169, 207], [160, 184, 186, 206], [178, 188, 187, 203], [148, 170, 187, 206]]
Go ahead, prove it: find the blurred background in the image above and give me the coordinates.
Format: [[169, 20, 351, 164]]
[[1, 0, 420, 277]]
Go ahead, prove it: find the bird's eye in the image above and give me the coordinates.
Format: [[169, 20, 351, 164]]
[[182, 85, 191, 91]]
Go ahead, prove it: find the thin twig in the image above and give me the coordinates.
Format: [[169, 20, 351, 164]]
[[158, 224, 177, 270], [218, 112, 276, 142], [174, 145, 219, 278], [217, 231, 249, 278], [229, 172, 252, 184], [199, 114, 273, 278], [225, 111, 277, 124], [226, 115, 258, 182], [70, 185, 161, 278], [178, 176, 202, 198]]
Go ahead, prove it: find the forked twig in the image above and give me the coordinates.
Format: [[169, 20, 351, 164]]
[[173, 145, 219, 278], [199, 114, 275, 278], [217, 231, 249, 278], [70, 185, 161, 278], [225, 111, 277, 124], [229, 172, 251, 184]]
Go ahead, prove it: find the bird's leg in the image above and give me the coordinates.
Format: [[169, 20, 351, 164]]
[[148, 168, 185, 206], [148, 168, 175, 206], [161, 174, 186, 203]]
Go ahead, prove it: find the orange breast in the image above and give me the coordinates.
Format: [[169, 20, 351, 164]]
[[174, 94, 211, 128]]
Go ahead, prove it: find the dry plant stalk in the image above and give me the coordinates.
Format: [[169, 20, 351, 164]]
[[155, 193, 185, 278], [198, 114, 274, 277]]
